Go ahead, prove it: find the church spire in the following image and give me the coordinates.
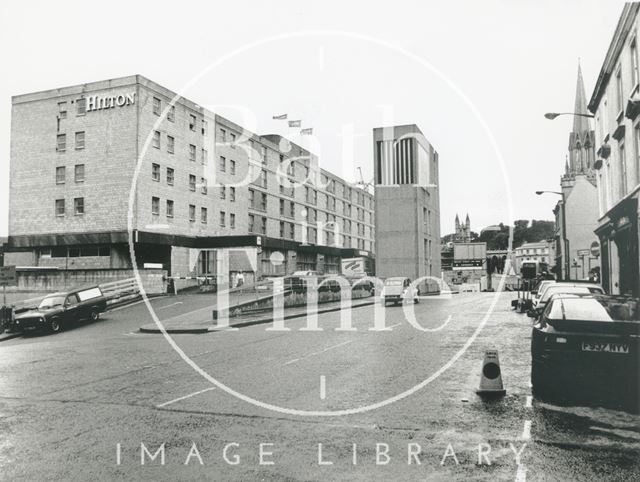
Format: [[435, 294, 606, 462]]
[[572, 60, 590, 135]]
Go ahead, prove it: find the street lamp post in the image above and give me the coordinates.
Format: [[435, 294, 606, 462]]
[[536, 190, 569, 280], [544, 112, 595, 120]]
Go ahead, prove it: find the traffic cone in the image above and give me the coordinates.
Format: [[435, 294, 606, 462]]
[[476, 349, 506, 396]]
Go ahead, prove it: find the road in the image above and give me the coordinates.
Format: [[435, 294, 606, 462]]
[[0, 292, 638, 481]]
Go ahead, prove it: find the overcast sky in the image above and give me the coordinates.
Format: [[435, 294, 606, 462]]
[[0, 0, 625, 237]]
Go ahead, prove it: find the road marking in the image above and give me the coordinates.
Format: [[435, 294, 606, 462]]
[[283, 340, 353, 366], [525, 395, 532, 408], [387, 322, 402, 329], [515, 464, 527, 482], [156, 387, 216, 408], [521, 420, 532, 440], [109, 299, 147, 312], [320, 375, 326, 399], [158, 301, 183, 310]]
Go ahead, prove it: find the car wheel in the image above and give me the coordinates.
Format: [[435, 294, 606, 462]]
[[414, 296, 419, 304], [50, 318, 61, 333], [90, 310, 100, 322]]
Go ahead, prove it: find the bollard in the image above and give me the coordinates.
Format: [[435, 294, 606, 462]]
[[477, 349, 506, 397]]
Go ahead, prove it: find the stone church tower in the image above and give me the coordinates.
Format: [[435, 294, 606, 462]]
[[564, 62, 596, 181], [454, 214, 471, 243]]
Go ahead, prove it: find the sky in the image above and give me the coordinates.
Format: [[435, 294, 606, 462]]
[[0, 0, 625, 237]]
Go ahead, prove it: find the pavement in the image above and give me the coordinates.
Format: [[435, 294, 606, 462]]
[[0, 291, 638, 481]]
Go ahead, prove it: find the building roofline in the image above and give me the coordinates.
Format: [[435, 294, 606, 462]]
[[588, 3, 640, 112]]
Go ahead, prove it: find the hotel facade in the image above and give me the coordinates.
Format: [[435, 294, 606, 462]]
[[589, 3, 640, 296], [6, 75, 375, 287]]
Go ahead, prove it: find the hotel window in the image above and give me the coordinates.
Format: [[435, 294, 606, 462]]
[[201, 207, 208, 224], [167, 105, 175, 122], [220, 186, 226, 199], [201, 177, 207, 195], [220, 128, 226, 142], [189, 114, 196, 131], [289, 201, 295, 218], [189, 174, 196, 191], [167, 167, 174, 185], [616, 67, 624, 114], [289, 223, 295, 239], [219, 156, 226, 172], [279, 221, 285, 237], [202, 119, 207, 135], [633, 38, 640, 89], [153, 131, 160, 149], [55, 199, 65, 216], [260, 168, 267, 188], [219, 211, 226, 227], [56, 166, 66, 184], [75, 131, 85, 150], [248, 214, 255, 232], [260, 216, 267, 234], [76, 98, 86, 116], [74, 164, 85, 183], [166, 199, 174, 218], [230, 187, 235, 201], [74, 197, 85, 215], [230, 213, 236, 229], [152, 163, 160, 181], [280, 199, 285, 215], [260, 192, 267, 211], [620, 143, 628, 196], [153, 97, 161, 116], [167, 135, 175, 154], [189, 204, 196, 222], [261, 145, 267, 163], [230, 160, 236, 175], [58, 101, 67, 119], [286, 158, 295, 177], [56, 134, 66, 152], [151, 197, 160, 216], [201, 148, 208, 165], [230, 132, 236, 147], [189, 144, 196, 162]]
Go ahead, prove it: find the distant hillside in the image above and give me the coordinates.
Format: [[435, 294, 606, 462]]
[[442, 220, 555, 250]]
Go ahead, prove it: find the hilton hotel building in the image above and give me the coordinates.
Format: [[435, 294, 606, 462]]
[[6, 75, 375, 286]]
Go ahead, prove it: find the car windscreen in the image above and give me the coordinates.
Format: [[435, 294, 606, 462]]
[[384, 279, 403, 286], [38, 296, 65, 309], [548, 297, 639, 322], [540, 286, 601, 303]]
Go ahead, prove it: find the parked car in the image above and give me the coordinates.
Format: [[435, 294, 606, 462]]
[[530, 282, 603, 315], [380, 277, 419, 306], [13, 286, 107, 333], [531, 294, 639, 404]]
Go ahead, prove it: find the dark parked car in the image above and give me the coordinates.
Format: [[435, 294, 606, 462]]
[[531, 293, 639, 406], [13, 286, 107, 333]]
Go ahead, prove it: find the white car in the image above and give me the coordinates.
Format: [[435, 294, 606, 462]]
[[381, 277, 419, 306], [532, 280, 556, 307], [534, 282, 604, 314]]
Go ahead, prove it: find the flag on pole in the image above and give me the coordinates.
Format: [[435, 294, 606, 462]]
[[300, 128, 313, 135], [288, 120, 301, 128], [272, 114, 288, 120]]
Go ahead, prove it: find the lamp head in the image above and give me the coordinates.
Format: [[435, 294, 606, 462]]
[[544, 113, 560, 120]]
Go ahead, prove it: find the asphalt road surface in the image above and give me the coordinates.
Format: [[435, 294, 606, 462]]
[[1, 292, 638, 481]]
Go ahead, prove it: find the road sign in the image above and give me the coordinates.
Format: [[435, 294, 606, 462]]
[[590, 241, 600, 258], [577, 249, 590, 257], [0, 266, 17, 287]]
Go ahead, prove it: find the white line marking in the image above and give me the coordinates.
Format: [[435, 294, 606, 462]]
[[156, 387, 216, 408], [515, 464, 527, 482], [525, 396, 532, 408], [158, 301, 183, 310], [521, 420, 532, 440], [320, 375, 326, 400], [109, 299, 146, 312], [387, 322, 402, 329], [283, 340, 353, 366]]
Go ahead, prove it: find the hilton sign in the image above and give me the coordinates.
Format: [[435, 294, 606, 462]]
[[87, 92, 136, 112]]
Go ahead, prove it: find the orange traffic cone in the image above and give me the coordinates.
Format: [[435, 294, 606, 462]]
[[476, 349, 506, 396]]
